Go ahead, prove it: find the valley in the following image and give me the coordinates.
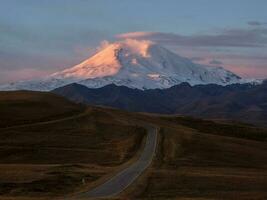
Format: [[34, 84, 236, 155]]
[[0, 91, 267, 199], [0, 92, 146, 199], [1, 1, 267, 200]]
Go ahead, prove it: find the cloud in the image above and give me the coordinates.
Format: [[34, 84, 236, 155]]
[[209, 60, 223, 65], [190, 57, 206, 62], [0, 21, 111, 60], [0, 68, 51, 84], [116, 28, 267, 48], [117, 32, 153, 38], [247, 21, 267, 26], [0, 20, 112, 83], [226, 64, 267, 79], [116, 29, 267, 79], [98, 40, 111, 50]]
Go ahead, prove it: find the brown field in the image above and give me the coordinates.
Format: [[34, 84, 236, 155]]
[[0, 91, 85, 128], [118, 113, 267, 200], [1, 92, 267, 200], [0, 92, 146, 199]]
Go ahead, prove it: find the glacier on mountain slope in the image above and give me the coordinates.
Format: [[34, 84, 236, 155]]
[[0, 39, 260, 91]]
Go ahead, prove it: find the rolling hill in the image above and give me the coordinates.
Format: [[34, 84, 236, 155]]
[[0, 91, 267, 199]]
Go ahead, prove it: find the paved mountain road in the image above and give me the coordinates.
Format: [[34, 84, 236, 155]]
[[75, 125, 158, 199]]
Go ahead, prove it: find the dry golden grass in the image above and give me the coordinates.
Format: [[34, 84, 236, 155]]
[[0, 92, 146, 199], [70, 107, 267, 199], [120, 116, 267, 200], [0, 91, 85, 128], [1, 92, 267, 200]]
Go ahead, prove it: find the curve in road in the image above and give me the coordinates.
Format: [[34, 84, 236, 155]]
[[76, 125, 158, 199]]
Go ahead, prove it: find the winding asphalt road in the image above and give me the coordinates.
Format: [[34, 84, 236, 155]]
[[76, 125, 158, 199]]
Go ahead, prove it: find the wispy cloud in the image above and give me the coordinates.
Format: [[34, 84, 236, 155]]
[[117, 28, 267, 79], [247, 21, 267, 26], [116, 28, 267, 48], [209, 60, 223, 65]]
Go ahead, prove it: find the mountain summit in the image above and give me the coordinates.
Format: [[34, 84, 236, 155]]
[[50, 39, 242, 90], [0, 39, 253, 91]]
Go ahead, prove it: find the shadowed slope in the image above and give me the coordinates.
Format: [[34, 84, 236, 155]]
[[53, 81, 267, 126]]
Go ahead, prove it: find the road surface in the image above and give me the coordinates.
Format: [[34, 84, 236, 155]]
[[76, 125, 158, 199]]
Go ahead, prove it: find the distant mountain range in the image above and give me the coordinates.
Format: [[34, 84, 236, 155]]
[[0, 39, 260, 91], [53, 81, 267, 126], [1, 39, 265, 125]]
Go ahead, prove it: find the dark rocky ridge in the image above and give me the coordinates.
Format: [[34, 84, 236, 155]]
[[53, 81, 267, 126]]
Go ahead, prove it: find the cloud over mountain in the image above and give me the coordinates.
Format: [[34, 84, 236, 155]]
[[116, 28, 267, 78], [116, 28, 267, 48]]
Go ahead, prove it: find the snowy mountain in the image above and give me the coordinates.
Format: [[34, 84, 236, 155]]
[[0, 39, 260, 91]]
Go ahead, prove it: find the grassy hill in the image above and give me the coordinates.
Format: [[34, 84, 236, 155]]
[[0, 91, 267, 200], [119, 112, 267, 200], [0, 91, 85, 128], [0, 92, 146, 198], [128, 126, 267, 200]]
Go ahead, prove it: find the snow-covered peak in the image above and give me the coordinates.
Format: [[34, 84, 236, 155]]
[[51, 39, 155, 80], [0, 39, 258, 91], [51, 43, 122, 79]]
